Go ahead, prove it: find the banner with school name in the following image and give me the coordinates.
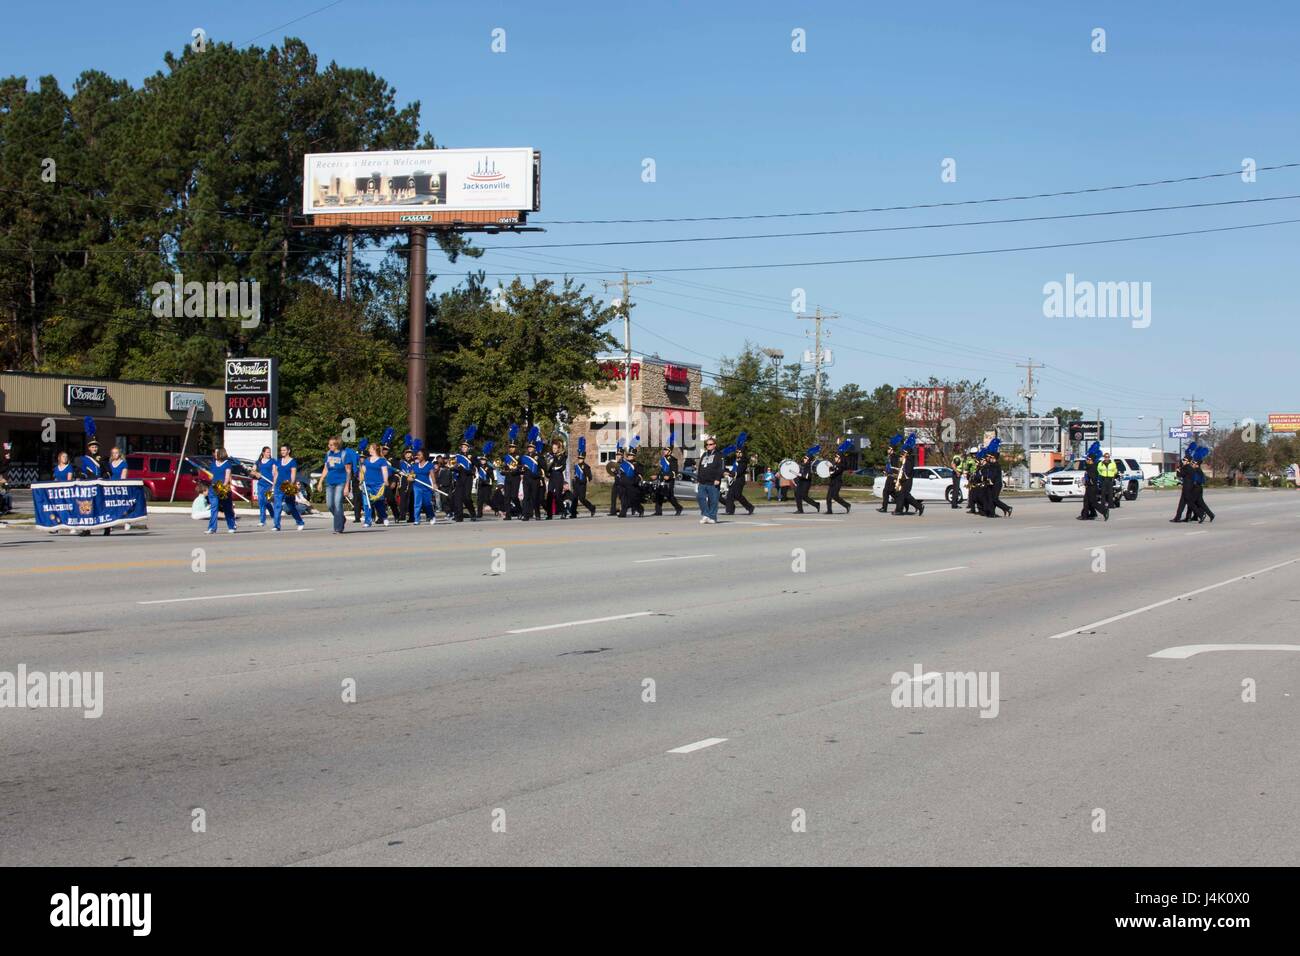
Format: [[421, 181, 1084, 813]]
[[31, 480, 148, 530]]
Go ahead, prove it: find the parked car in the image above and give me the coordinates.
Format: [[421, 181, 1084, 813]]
[[124, 452, 256, 502], [852, 466, 878, 480], [872, 466, 961, 502]]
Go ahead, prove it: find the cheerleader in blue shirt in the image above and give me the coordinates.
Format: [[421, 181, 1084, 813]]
[[204, 449, 238, 534], [410, 443, 436, 525], [254, 446, 277, 527], [106, 447, 129, 480], [272, 444, 305, 531], [53, 451, 75, 481], [361, 444, 390, 526]]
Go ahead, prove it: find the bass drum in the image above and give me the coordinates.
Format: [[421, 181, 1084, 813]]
[[778, 458, 800, 481], [815, 460, 832, 479], [719, 474, 733, 498]]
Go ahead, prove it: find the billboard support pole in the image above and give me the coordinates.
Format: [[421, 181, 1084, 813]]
[[408, 227, 428, 446]]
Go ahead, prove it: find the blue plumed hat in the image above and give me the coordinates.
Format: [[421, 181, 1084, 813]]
[[631, 434, 641, 449], [902, 433, 917, 452], [463, 424, 478, 443], [411, 438, 423, 453], [483, 440, 495, 455], [577, 436, 586, 455], [667, 427, 675, 448], [403, 432, 411, 447], [508, 422, 520, 443], [527, 424, 540, 445], [806, 444, 821, 457], [1193, 445, 1210, 462], [736, 430, 749, 449], [358, 437, 368, 452], [380, 427, 395, 446], [1086, 440, 1101, 459], [722, 444, 736, 455], [838, 438, 854, 453], [986, 437, 1001, 456], [888, 433, 902, 447], [616, 437, 625, 450], [83, 416, 97, 440], [1184, 441, 1199, 459]]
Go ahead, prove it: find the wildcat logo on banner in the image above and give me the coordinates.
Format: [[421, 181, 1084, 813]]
[[31, 481, 148, 530]]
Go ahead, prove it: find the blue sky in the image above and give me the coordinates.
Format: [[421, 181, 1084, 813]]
[[5, 0, 1298, 441]]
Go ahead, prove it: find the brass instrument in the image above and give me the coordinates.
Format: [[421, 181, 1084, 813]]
[[605, 461, 619, 477]]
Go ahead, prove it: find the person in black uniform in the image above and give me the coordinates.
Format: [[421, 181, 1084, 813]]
[[1170, 446, 1196, 522], [502, 441, 522, 519], [452, 432, 478, 523], [521, 442, 543, 520], [948, 451, 964, 509], [878, 434, 902, 513], [653, 447, 684, 516], [893, 438, 925, 516], [435, 455, 454, 517], [475, 442, 496, 519], [795, 447, 821, 513], [398, 446, 416, 522], [1189, 445, 1215, 522], [571, 438, 597, 516], [724, 446, 755, 515], [618, 449, 644, 517], [985, 442, 1012, 517], [546, 438, 567, 519], [824, 439, 853, 514], [1077, 442, 1107, 521]]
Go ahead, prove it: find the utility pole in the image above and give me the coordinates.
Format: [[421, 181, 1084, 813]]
[[1016, 358, 1043, 416], [797, 306, 837, 427], [602, 273, 651, 448], [407, 228, 427, 446], [1180, 394, 1203, 458]]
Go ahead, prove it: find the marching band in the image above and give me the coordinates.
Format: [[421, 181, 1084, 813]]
[[45, 416, 1218, 535]]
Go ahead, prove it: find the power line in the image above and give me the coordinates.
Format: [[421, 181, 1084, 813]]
[[532, 162, 1300, 224], [483, 194, 1300, 250], [474, 218, 1300, 276]]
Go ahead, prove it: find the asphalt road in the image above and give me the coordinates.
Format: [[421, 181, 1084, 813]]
[[1, 488, 1297, 866]]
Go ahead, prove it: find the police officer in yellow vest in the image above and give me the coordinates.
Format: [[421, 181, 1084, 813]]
[[1098, 451, 1118, 509]]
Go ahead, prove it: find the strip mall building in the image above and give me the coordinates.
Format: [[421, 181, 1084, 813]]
[[568, 354, 706, 482], [0, 372, 223, 484]]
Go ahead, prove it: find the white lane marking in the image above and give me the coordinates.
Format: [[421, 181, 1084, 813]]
[[634, 554, 715, 564], [882, 536, 927, 543], [1185, 530, 1208, 536], [1150, 644, 1300, 659], [1046, 557, 1300, 640], [667, 737, 728, 754], [904, 565, 968, 577], [138, 588, 313, 605], [1020, 525, 1052, 530], [507, 611, 655, 634], [1250, 520, 1267, 526]]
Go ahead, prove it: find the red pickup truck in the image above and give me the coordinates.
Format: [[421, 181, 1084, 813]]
[[124, 453, 256, 502]]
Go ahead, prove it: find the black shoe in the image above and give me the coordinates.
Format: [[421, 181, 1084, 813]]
[[876, 507, 888, 513], [747, 507, 755, 515], [1102, 512, 1108, 521], [916, 502, 925, 516], [1005, 506, 1013, 517], [675, 509, 684, 516]]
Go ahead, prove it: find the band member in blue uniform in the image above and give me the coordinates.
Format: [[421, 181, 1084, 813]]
[[254, 446, 277, 527], [205, 448, 239, 534], [983, 438, 1012, 517], [361, 441, 391, 526], [893, 435, 924, 516], [571, 437, 597, 516], [1189, 445, 1215, 522], [653, 442, 684, 516], [398, 443, 416, 523], [1077, 441, 1107, 521], [273, 443, 306, 531], [452, 427, 478, 523], [78, 418, 102, 479], [410, 442, 437, 525], [53, 451, 74, 481], [477, 441, 497, 518]]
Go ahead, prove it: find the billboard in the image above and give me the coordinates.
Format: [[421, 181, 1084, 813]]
[[224, 358, 277, 431], [1067, 420, 1104, 442], [1268, 413, 1300, 434], [897, 387, 947, 423], [1182, 410, 1211, 428], [302, 147, 538, 217]]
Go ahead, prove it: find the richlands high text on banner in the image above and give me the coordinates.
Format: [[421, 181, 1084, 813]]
[[31, 480, 149, 530]]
